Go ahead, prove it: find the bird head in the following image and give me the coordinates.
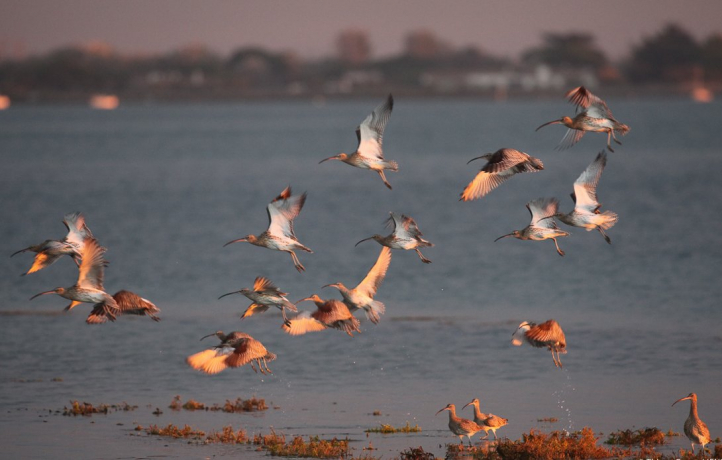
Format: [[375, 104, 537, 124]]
[[322, 282, 344, 291], [319, 153, 348, 164], [296, 294, 323, 305], [672, 393, 696, 407], [511, 321, 532, 346], [536, 117, 573, 131], [494, 230, 521, 242], [224, 235, 256, 247], [218, 289, 246, 300], [29, 287, 64, 300], [467, 153, 493, 165], [462, 398, 479, 410], [355, 234, 383, 247], [436, 404, 454, 415]]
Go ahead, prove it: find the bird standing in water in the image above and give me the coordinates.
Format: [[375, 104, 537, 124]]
[[356, 212, 434, 263], [320, 94, 398, 189], [322, 247, 391, 324], [436, 403, 485, 446], [511, 320, 567, 368], [218, 276, 297, 321], [495, 198, 569, 256], [672, 393, 711, 455], [554, 151, 618, 244], [536, 86, 629, 152], [225, 186, 312, 272], [12, 212, 93, 276], [282, 295, 361, 336], [462, 398, 508, 440], [187, 331, 276, 375], [460, 148, 544, 201]]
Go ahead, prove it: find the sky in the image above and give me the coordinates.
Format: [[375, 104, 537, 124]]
[[2, 0, 722, 61]]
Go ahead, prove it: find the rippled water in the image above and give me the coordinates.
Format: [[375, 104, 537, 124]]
[[1, 98, 721, 458]]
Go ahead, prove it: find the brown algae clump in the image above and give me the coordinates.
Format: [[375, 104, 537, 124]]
[[364, 422, 421, 434], [605, 428, 665, 446]]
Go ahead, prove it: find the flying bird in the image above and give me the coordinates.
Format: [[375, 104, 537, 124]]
[[672, 393, 710, 455], [186, 331, 276, 375], [323, 247, 391, 324], [320, 94, 398, 189], [554, 151, 618, 244], [86, 290, 160, 324], [224, 186, 312, 272], [218, 276, 297, 321], [460, 148, 544, 201], [436, 403, 485, 446], [29, 238, 120, 321], [282, 295, 361, 336], [356, 212, 433, 263], [536, 86, 629, 152], [11, 212, 93, 275], [511, 320, 567, 368], [495, 198, 569, 256]]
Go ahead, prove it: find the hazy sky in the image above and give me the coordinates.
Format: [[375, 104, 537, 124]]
[[2, 0, 722, 60]]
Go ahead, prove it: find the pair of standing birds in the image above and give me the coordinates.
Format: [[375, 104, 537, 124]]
[[436, 399, 508, 445], [15, 212, 160, 324]]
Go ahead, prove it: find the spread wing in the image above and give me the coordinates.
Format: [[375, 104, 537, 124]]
[[282, 311, 328, 335], [186, 349, 225, 374], [63, 212, 93, 247], [266, 187, 307, 238], [355, 247, 391, 297], [400, 214, 424, 238], [226, 338, 269, 368], [526, 198, 559, 228], [461, 171, 510, 201], [384, 212, 402, 232], [572, 151, 606, 212], [253, 276, 285, 295], [25, 252, 62, 275], [557, 128, 586, 150], [356, 94, 393, 160], [313, 300, 354, 325], [566, 86, 613, 119], [76, 238, 107, 290], [525, 320, 565, 346]]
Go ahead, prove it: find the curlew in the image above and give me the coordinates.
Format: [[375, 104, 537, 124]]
[[320, 94, 398, 189], [672, 393, 711, 454], [322, 247, 391, 324], [512, 320, 567, 368], [187, 331, 276, 375], [436, 403, 485, 446], [356, 212, 433, 263], [554, 151, 618, 244], [218, 276, 297, 321], [462, 398, 508, 440], [282, 295, 361, 336], [86, 290, 160, 324], [29, 238, 120, 321], [12, 212, 93, 275], [495, 198, 569, 256], [536, 86, 629, 152], [460, 148, 544, 201], [224, 186, 312, 272]]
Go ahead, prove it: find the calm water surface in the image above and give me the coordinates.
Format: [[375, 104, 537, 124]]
[[1, 99, 721, 458]]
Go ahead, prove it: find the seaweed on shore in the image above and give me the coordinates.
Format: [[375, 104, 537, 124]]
[[168, 395, 268, 412], [605, 427, 665, 446], [364, 422, 421, 434], [62, 401, 137, 416]]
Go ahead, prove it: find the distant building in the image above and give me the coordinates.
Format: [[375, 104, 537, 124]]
[[404, 29, 451, 59], [336, 29, 371, 65]]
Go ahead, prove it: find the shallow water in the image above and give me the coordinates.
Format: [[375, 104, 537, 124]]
[[1, 99, 721, 458]]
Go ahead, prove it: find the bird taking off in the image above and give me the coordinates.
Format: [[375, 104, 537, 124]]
[[186, 331, 276, 375], [323, 247, 391, 324], [555, 151, 618, 244], [224, 186, 312, 272], [460, 148, 544, 201], [319, 94, 398, 189], [86, 290, 160, 324], [29, 238, 120, 321], [672, 393, 711, 455], [282, 295, 361, 337], [11, 212, 93, 276], [436, 403, 485, 446], [536, 86, 629, 152], [512, 320, 567, 368], [218, 276, 297, 322], [356, 212, 433, 263], [495, 198, 569, 256]]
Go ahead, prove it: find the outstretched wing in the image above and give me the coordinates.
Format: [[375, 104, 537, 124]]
[[253, 276, 284, 295], [282, 311, 328, 335], [267, 187, 307, 238], [356, 94, 394, 160], [226, 338, 269, 368], [383, 212, 402, 232], [525, 319, 565, 347], [556, 128, 586, 150], [355, 247, 391, 297], [573, 151, 606, 212], [566, 86, 613, 119], [526, 198, 559, 228], [63, 212, 93, 247], [76, 238, 107, 290], [400, 214, 424, 238]]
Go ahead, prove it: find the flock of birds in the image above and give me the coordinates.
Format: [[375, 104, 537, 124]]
[[11, 86, 711, 454]]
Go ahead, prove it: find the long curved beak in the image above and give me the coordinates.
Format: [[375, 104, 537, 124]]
[[218, 291, 242, 300], [200, 333, 217, 341], [672, 396, 691, 407], [467, 155, 486, 165], [321, 284, 339, 289], [29, 290, 56, 300], [462, 401, 472, 410], [295, 297, 313, 305], [494, 233, 515, 242], [435, 407, 448, 416], [223, 238, 247, 247], [319, 155, 341, 164], [535, 119, 563, 131], [11, 247, 30, 258], [355, 237, 374, 247]]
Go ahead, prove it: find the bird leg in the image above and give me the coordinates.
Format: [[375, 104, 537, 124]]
[[377, 170, 393, 190], [261, 358, 273, 374], [605, 131, 615, 153], [250, 361, 259, 373], [552, 239, 565, 257], [597, 227, 612, 244], [415, 249, 432, 264], [288, 251, 305, 272], [611, 130, 622, 145]]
